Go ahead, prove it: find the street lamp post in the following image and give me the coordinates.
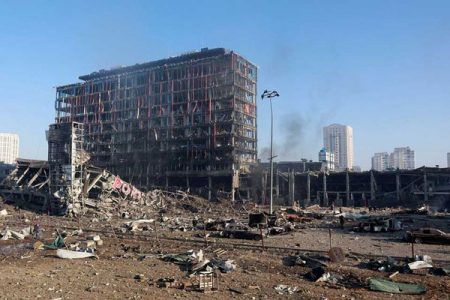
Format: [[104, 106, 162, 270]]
[[261, 90, 279, 214]]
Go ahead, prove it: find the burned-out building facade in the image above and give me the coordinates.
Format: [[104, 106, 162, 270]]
[[54, 48, 257, 198]]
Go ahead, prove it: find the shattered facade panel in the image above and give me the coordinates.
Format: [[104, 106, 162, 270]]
[[48, 122, 86, 212], [55, 48, 257, 194]]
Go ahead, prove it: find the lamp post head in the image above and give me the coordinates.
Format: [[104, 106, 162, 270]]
[[261, 90, 280, 99]]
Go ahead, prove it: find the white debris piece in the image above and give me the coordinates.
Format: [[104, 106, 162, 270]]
[[56, 249, 97, 259], [219, 259, 236, 272], [408, 261, 433, 270], [10, 230, 25, 240], [125, 219, 155, 231], [193, 249, 204, 262], [274, 284, 299, 295], [20, 226, 34, 236], [1, 230, 12, 240], [0, 209, 8, 217]]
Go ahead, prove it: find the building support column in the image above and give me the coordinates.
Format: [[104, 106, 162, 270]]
[[423, 172, 428, 204], [345, 170, 350, 207], [306, 172, 311, 207], [208, 176, 212, 201], [186, 167, 190, 192], [231, 172, 236, 203], [275, 170, 279, 204], [323, 172, 328, 207], [262, 171, 267, 205], [396, 171, 401, 204], [288, 170, 295, 206], [370, 170, 375, 206]]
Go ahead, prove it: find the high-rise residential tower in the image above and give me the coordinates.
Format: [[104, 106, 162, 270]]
[[323, 124, 353, 171], [371, 152, 389, 171], [389, 147, 415, 170], [0, 133, 19, 164]]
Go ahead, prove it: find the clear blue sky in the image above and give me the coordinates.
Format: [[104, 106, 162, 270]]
[[0, 0, 449, 169]]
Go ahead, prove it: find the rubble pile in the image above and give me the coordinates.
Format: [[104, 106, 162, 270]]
[[1, 161, 220, 219]]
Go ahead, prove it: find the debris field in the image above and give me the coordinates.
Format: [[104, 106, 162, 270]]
[[0, 194, 449, 299]]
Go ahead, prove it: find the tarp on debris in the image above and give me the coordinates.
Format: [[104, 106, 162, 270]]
[[368, 278, 426, 294], [44, 235, 65, 250]]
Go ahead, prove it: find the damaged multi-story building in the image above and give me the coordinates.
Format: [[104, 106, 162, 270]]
[[53, 48, 257, 199]]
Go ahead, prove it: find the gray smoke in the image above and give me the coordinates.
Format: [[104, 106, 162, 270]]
[[259, 113, 310, 161], [280, 113, 309, 160], [259, 144, 281, 162]]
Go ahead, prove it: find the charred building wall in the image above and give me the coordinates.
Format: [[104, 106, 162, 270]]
[[54, 48, 257, 198]]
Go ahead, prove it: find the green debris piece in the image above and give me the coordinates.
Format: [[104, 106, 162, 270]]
[[161, 253, 193, 264], [44, 235, 65, 250], [368, 278, 426, 295]]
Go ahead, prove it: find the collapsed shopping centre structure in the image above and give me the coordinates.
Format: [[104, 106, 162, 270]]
[[54, 48, 257, 200]]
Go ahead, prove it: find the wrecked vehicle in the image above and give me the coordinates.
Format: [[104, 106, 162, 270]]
[[404, 228, 450, 244], [220, 229, 262, 241], [248, 213, 267, 228], [354, 217, 402, 232]]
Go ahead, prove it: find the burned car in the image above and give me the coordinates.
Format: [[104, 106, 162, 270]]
[[404, 228, 450, 244], [220, 229, 263, 241]]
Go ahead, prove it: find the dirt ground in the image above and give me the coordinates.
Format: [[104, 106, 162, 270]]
[[0, 204, 449, 299]]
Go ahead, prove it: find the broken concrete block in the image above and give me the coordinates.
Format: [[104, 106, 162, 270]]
[[0, 209, 8, 217], [80, 240, 97, 249], [87, 235, 101, 241], [10, 230, 25, 240], [1, 230, 11, 240]]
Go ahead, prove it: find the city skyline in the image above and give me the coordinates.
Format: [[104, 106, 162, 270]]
[[0, 1, 449, 169]]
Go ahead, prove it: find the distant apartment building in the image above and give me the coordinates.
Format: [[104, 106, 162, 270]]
[[323, 124, 353, 171], [352, 165, 362, 172], [390, 147, 415, 170], [318, 147, 335, 171], [0, 133, 19, 164], [371, 152, 389, 171], [372, 147, 415, 171], [447, 152, 450, 168]]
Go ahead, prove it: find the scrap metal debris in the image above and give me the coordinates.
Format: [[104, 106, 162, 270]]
[[274, 284, 299, 295], [0, 226, 35, 241]]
